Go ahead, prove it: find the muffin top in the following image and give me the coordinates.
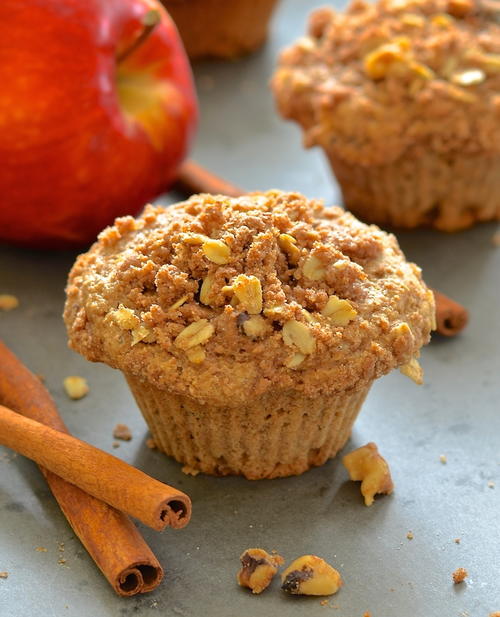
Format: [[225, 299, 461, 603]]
[[272, 0, 500, 165], [64, 191, 434, 405]]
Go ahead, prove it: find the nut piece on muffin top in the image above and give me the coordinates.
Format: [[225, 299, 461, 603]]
[[272, 0, 500, 166], [64, 191, 434, 406]]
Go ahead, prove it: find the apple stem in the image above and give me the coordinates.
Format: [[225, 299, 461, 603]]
[[117, 9, 162, 64]]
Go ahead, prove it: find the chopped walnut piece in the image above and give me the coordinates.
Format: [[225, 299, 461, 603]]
[[186, 346, 206, 364], [202, 238, 231, 264], [399, 357, 423, 384], [278, 233, 301, 265], [63, 376, 89, 400], [0, 294, 19, 311], [110, 304, 139, 329], [281, 555, 342, 596], [343, 442, 394, 506], [0, 572, 8, 579], [364, 40, 408, 80], [232, 275, 263, 314], [282, 320, 316, 355], [174, 319, 214, 350], [242, 315, 268, 338], [321, 295, 357, 326], [452, 567, 468, 584], [238, 548, 284, 594], [113, 423, 132, 441], [303, 255, 326, 280]]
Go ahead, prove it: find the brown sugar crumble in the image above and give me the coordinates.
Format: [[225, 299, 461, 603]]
[[112, 423, 132, 441], [452, 567, 468, 584], [64, 192, 434, 408]]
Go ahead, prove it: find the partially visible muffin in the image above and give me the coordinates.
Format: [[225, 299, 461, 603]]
[[64, 191, 434, 479], [272, 0, 500, 231], [161, 0, 280, 60]]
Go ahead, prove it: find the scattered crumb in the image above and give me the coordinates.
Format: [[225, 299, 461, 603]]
[[320, 599, 329, 607], [181, 465, 200, 477], [363, 613, 372, 617], [112, 441, 120, 449], [452, 567, 468, 584], [146, 437, 157, 450], [35, 546, 47, 552], [491, 231, 500, 247], [439, 454, 447, 464], [58, 558, 67, 565], [0, 294, 19, 311], [454, 538, 461, 544], [63, 376, 89, 400], [487, 481, 495, 488], [0, 572, 8, 579], [489, 612, 500, 617], [113, 423, 132, 441], [406, 531, 414, 540]]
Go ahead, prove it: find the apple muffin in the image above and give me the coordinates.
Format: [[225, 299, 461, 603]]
[[272, 0, 500, 231], [64, 191, 434, 479], [161, 0, 280, 60]]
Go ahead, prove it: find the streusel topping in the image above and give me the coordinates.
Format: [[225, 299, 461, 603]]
[[272, 0, 500, 165], [64, 191, 434, 404]]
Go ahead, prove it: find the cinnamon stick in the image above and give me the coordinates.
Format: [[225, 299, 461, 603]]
[[0, 341, 165, 596], [432, 290, 469, 337], [175, 159, 244, 197], [0, 404, 191, 531]]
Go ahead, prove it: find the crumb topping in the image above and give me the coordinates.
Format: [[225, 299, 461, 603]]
[[64, 191, 434, 405], [272, 0, 500, 165]]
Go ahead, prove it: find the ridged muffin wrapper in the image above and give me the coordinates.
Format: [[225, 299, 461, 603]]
[[125, 373, 371, 480], [327, 149, 500, 232]]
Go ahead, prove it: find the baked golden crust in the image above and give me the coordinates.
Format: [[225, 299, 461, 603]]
[[64, 191, 434, 406], [272, 0, 500, 166]]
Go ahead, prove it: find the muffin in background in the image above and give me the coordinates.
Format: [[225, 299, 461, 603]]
[[272, 0, 500, 231], [64, 191, 434, 479], [161, 0, 280, 60]]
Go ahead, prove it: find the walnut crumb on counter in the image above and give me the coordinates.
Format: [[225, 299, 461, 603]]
[[407, 531, 414, 540], [454, 538, 461, 544], [63, 376, 89, 400], [0, 294, 19, 311], [0, 572, 8, 579], [452, 567, 468, 584], [112, 424, 132, 441], [343, 442, 394, 506], [237, 548, 284, 594]]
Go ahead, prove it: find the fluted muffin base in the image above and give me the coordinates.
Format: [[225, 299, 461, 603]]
[[327, 150, 500, 232], [126, 374, 371, 480]]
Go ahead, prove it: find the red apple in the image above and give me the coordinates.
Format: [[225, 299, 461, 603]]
[[0, 0, 197, 248]]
